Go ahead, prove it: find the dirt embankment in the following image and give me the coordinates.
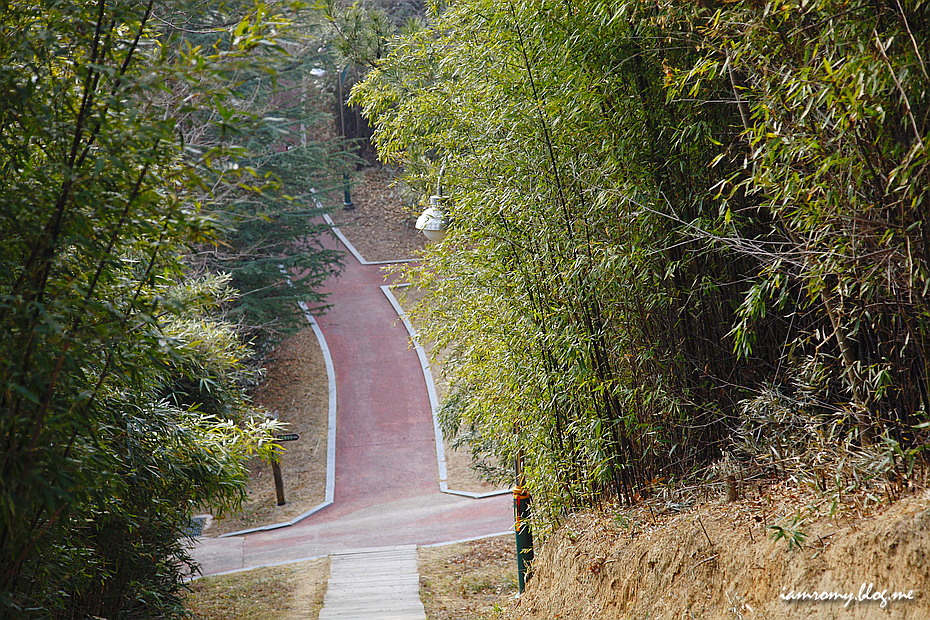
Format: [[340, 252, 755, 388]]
[[506, 489, 930, 620]]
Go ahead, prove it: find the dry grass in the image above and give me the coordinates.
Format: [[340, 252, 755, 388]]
[[185, 558, 329, 620], [418, 535, 519, 620], [506, 482, 930, 620]]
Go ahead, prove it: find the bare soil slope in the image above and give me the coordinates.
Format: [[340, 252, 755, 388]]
[[507, 488, 930, 620]]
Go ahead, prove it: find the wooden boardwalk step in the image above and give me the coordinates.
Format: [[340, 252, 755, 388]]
[[319, 546, 426, 620]]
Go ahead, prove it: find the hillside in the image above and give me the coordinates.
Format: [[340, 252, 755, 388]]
[[506, 486, 930, 620]]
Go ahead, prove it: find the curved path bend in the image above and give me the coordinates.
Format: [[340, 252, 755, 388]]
[[192, 227, 512, 576]]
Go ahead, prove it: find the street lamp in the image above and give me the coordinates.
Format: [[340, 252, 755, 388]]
[[415, 195, 450, 241]]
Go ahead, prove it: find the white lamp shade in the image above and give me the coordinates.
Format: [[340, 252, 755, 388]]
[[416, 201, 449, 241]]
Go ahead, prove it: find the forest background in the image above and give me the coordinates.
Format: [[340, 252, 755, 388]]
[[0, 0, 368, 616]]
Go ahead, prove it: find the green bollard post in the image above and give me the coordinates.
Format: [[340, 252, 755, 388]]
[[514, 485, 533, 594], [342, 171, 353, 210]]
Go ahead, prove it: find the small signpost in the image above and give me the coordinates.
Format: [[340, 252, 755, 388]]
[[270, 433, 299, 506]]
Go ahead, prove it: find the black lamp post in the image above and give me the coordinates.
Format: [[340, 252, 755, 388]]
[[337, 65, 354, 210]]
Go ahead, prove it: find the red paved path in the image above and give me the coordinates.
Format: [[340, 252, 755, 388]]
[[192, 231, 512, 575]]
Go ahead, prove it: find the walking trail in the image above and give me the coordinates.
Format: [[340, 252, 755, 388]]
[[191, 222, 512, 616]]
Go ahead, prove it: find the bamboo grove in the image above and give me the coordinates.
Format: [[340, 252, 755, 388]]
[[1, 0, 347, 616], [352, 0, 930, 529]]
